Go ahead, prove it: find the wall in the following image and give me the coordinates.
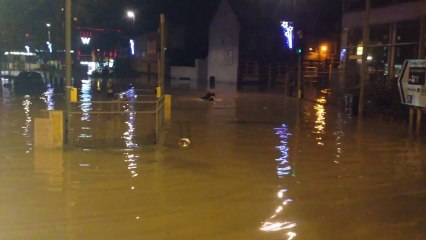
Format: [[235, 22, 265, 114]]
[[170, 59, 208, 89], [342, 1, 426, 28]]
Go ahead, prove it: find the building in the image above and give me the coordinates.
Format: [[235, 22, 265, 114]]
[[340, 0, 426, 88], [75, 27, 127, 75], [207, 0, 241, 84]]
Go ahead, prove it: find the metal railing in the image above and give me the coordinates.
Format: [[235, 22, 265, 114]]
[[69, 94, 166, 146]]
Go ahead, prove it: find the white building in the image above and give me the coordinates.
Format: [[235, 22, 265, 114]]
[[207, 0, 241, 85]]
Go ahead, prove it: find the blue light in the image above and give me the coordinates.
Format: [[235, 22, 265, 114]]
[[130, 39, 135, 55], [340, 48, 347, 62], [46, 41, 52, 53], [280, 21, 294, 49]]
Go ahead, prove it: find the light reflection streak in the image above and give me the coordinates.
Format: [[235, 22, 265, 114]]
[[334, 113, 345, 163], [261, 124, 297, 239], [41, 83, 55, 110], [313, 96, 327, 146], [122, 87, 139, 178], [79, 79, 92, 139], [22, 95, 33, 153], [1, 78, 11, 107]]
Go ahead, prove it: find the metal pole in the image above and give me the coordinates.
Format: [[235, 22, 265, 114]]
[[65, 0, 72, 144], [297, 53, 303, 99], [416, 108, 422, 135], [358, 0, 370, 117], [409, 107, 414, 134], [159, 13, 166, 93]]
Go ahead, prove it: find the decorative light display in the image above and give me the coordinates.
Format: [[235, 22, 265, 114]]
[[280, 21, 294, 49], [130, 39, 135, 55], [340, 48, 347, 61], [46, 41, 52, 53]]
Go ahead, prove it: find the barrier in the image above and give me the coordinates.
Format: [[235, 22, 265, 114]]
[[34, 110, 64, 148], [69, 95, 167, 145]]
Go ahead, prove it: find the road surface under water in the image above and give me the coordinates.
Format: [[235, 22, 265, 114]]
[[1, 78, 426, 240]]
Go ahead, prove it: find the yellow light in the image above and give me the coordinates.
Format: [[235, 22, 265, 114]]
[[321, 45, 328, 52], [357, 46, 363, 56]]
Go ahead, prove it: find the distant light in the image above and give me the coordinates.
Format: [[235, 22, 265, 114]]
[[81, 37, 91, 45], [130, 39, 135, 55], [321, 45, 328, 52], [280, 21, 294, 49], [340, 48, 347, 61], [5, 51, 35, 56], [127, 10, 135, 18], [25, 46, 30, 53], [46, 23, 51, 28], [367, 55, 373, 61], [357, 46, 363, 56], [309, 48, 313, 51]]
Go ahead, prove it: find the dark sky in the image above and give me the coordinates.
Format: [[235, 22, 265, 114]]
[[120, 0, 342, 37], [115, 0, 343, 63]]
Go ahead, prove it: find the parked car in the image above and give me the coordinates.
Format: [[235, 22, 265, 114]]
[[13, 71, 46, 93]]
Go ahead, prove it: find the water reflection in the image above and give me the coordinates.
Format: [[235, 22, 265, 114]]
[[79, 79, 92, 139], [313, 96, 327, 146], [122, 87, 138, 149], [41, 83, 55, 110], [122, 87, 139, 178], [334, 113, 345, 164], [34, 149, 64, 192], [22, 95, 33, 153], [261, 124, 297, 239]]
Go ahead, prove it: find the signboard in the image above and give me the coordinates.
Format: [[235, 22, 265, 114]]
[[398, 59, 426, 107]]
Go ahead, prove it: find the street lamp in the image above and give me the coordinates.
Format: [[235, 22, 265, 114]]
[[46, 23, 51, 42], [126, 10, 135, 33]]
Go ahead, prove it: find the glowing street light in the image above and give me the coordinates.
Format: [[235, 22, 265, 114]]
[[127, 10, 135, 19], [127, 10, 135, 33], [46, 23, 51, 42]]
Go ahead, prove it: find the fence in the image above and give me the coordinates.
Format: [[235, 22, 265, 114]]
[[69, 92, 166, 148]]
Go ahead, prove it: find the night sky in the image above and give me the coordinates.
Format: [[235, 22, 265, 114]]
[[122, 0, 343, 36], [0, 0, 343, 62]]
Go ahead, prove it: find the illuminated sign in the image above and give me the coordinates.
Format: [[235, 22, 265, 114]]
[[280, 21, 294, 49], [80, 32, 93, 45], [81, 37, 91, 45]]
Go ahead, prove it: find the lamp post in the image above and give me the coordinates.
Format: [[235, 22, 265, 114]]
[[358, 0, 370, 117], [46, 23, 51, 42], [127, 10, 135, 34], [65, 0, 72, 144]]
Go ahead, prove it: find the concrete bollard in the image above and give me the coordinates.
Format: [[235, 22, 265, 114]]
[[164, 94, 172, 124], [34, 110, 64, 149]]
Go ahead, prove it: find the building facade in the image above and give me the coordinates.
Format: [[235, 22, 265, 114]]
[[207, 0, 240, 84], [340, 0, 426, 88]]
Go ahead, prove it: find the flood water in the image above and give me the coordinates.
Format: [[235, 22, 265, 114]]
[[1, 77, 426, 239]]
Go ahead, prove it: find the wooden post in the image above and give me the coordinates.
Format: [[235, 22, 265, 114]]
[[416, 108, 422, 135], [358, 0, 370, 117], [409, 107, 414, 134]]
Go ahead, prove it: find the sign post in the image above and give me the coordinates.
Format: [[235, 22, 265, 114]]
[[398, 59, 426, 134]]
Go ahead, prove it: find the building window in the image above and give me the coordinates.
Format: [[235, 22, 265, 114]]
[[242, 61, 257, 75], [396, 20, 420, 43], [369, 23, 390, 46]]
